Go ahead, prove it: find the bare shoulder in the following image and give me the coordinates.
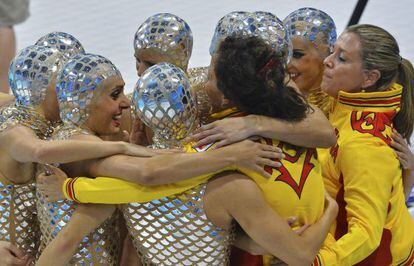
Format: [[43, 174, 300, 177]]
[[1, 124, 37, 144], [207, 171, 259, 198], [205, 171, 259, 229]]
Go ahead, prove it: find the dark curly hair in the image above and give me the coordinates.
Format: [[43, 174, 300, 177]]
[[214, 36, 310, 121]]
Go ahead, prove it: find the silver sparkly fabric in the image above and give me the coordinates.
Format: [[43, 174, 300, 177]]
[[127, 62, 234, 265], [0, 180, 39, 259], [283, 7, 337, 50], [8, 45, 66, 108], [36, 125, 120, 265], [36, 192, 120, 265], [56, 53, 121, 125], [0, 105, 54, 139], [134, 13, 193, 70], [209, 11, 292, 59], [132, 62, 197, 148], [35, 31, 85, 59], [123, 183, 235, 266]]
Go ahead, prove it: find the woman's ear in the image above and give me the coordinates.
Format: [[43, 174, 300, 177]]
[[361, 69, 381, 89]]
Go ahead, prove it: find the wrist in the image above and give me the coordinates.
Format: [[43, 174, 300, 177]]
[[246, 115, 260, 136], [216, 146, 238, 168], [119, 141, 129, 154]]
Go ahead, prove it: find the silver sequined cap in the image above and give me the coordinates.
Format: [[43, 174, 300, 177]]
[[134, 13, 193, 70], [35, 31, 85, 58], [209, 11, 292, 60], [132, 62, 197, 148], [9, 45, 66, 107], [56, 53, 121, 125], [283, 7, 337, 50]]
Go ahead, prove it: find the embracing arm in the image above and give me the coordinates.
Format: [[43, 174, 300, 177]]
[[189, 105, 336, 149], [210, 174, 337, 265], [251, 106, 335, 148], [390, 130, 414, 199], [37, 140, 282, 203], [89, 139, 281, 185], [36, 204, 116, 266], [8, 125, 160, 164]]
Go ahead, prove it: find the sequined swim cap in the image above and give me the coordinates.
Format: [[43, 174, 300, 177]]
[[209, 11, 292, 59], [134, 13, 193, 70], [56, 53, 122, 125], [283, 7, 336, 50], [35, 31, 85, 58], [132, 62, 197, 145], [9, 45, 67, 107]]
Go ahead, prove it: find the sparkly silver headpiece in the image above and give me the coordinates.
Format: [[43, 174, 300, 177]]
[[283, 7, 337, 50], [132, 62, 197, 148], [9, 45, 66, 107], [134, 13, 193, 70], [209, 11, 292, 59], [56, 53, 121, 125], [35, 31, 85, 58]]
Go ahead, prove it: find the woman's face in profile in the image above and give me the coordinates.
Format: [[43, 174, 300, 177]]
[[205, 56, 227, 113], [321, 32, 366, 98]]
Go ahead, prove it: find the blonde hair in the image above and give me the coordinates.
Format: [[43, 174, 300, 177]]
[[347, 24, 414, 143]]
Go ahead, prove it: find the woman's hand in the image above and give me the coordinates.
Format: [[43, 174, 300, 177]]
[[324, 191, 339, 218], [390, 130, 414, 170], [391, 130, 414, 198], [0, 241, 32, 266], [37, 166, 68, 202], [186, 116, 257, 148], [224, 139, 284, 179], [128, 118, 151, 146]]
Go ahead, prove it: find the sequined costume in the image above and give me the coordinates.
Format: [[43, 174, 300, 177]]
[[36, 53, 121, 265], [284, 8, 337, 117], [35, 31, 86, 58], [128, 63, 234, 265], [133, 13, 213, 124], [0, 44, 69, 258], [209, 11, 291, 59], [134, 13, 192, 71], [123, 183, 235, 266]]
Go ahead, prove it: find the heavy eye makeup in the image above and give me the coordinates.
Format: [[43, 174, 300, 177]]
[[110, 86, 123, 100], [292, 50, 306, 59]]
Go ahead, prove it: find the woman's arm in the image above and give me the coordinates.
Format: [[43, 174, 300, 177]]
[[234, 218, 310, 256], [89, 139, 283, 185], [36, 204, 116, 266], [37, 140, 283, 203], [0, 241, 32, 266], [7, 125, 165, 164], [208, 173, 337, 265], [187, 105, 336, 149], [390, 130, 414, 199]]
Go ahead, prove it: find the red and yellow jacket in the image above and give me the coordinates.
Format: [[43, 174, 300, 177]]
[[315, 84, 414, 266]]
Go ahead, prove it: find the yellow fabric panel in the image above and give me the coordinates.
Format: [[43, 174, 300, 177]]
[[317, 84, 414, 265]]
